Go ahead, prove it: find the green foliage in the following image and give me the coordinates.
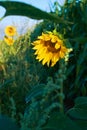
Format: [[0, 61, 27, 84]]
[[62, 0, 87, 98], [0, 33, 40, 119], [67, 97, 87, 130], [21, 76, 62, 130]]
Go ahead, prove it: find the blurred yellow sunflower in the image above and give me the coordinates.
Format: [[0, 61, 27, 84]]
[[4, 36, 14, 46], [5, 25, 16, 36], [32, 32, 71, 67]]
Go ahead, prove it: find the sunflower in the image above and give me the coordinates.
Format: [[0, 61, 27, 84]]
[[5, 25, 16, 36], [4, 36, 14, 46], [32, 32, 72, 67]]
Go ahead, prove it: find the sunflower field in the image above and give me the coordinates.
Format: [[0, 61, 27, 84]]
[[0, 0, 87, 130]]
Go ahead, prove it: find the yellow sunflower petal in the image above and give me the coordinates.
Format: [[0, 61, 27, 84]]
[[36, 52, 46, 61], [51, 53, 59, 66], [42, 52, 52, 66], [51, 35, 58, 43], [59, 51, 64, 58], [55, 43, 61, 49], [42, 33, 51, 41], [33, 44, 43, 50]]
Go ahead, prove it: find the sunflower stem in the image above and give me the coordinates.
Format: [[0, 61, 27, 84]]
[[59, 80, 64, 113], [58, 60, 66, 113]]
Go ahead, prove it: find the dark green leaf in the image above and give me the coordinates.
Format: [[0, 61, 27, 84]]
[[67, 97, 87, 129], [67, 108, 87, 120], [75, 97, 87, 105], [25, 84, 45, 103], [0, 1, 72, 24], [42, 112, 81, 130], [67, 97, 87, 120]]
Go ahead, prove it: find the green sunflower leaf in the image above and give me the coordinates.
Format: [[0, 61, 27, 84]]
[[67, 97, 87, 130], [0, 1, 72, 24], [75, 96, 87, 105], [42, 112, 81, 130]]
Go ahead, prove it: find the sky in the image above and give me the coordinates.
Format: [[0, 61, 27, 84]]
[[0, 0, 65, 38]]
